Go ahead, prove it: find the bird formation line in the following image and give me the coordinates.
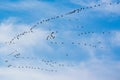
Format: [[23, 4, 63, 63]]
[[8, 56, 74, 68], [5, 30, 33, 45], [7, 65, 58, 72], [5, 55, 74, 73], [77, 31, 111, 36], [65, 1, 120, 15], [5, 1, 120, 45], [50, 41, 103, 48], [7, 50, 18, 56]]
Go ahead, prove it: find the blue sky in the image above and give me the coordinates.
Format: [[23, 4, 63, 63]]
[[0, 0, 120, 80]]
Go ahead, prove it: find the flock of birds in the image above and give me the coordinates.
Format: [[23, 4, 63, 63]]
[[1, 1, 120, 73], [9, 65, 58, 72], [5, 1, 120, 45], [46, 31, 58, 40], [5, 55, 74, 72], [49, 41, 103, 48], [77, 31, 111, 36]]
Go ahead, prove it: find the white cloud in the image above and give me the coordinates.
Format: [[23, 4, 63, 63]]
[[110, 31, 120, 46], [0, 60, 120, 80], [0, 18, 52, 56]]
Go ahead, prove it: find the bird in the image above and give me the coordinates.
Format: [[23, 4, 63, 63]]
[[72, 42, 74, 44], [81, 33, 83, 35], [61, 42, 64, 44], [61, 15, 64, 17], [46, 35, 50, 40], [117, 1, 120, 4], [94, 5, 97, 7], [102, 32, 105, 34], [84, 32, 87, 35], [66, 54, 69, 56], [81, 26, 84, 28], [14, 53, 21, 58], [50, 32, 55, 39], [8, 65, 12, 67], [98, 4, 101, 6], [55, 42, 57, 44], [84, 43, 87, 46], [78, 43, 80, 45], [86, 6, 89, 9], [76, 9, 81, 13], [5, 60, 8, 63], [65, 10, 76, 15], [109, 3, 112, 5], [8, 50, 18, 56], [98, 41, 102, 44]]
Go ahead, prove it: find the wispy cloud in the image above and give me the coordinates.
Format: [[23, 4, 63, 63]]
[[0, 18, 52, 57], [0, 0, 63, 17], [0, 60, 120, 80]]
